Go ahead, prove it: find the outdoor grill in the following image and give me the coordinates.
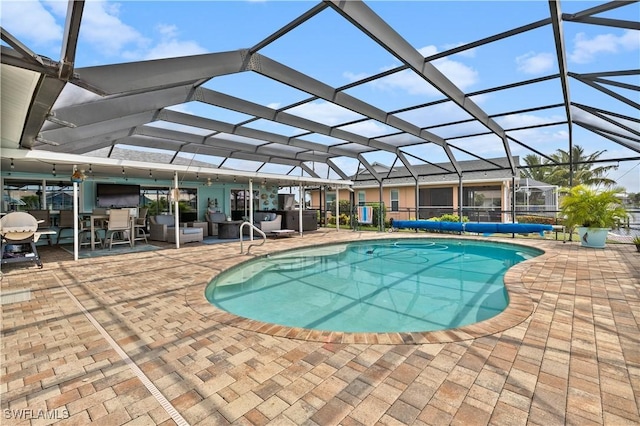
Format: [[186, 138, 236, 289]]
[[0, 212, 49, 269]]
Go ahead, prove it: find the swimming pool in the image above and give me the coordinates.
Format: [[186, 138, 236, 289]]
[[205, 238, 542, 333]]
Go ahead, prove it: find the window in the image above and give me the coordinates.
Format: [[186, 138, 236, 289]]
[[2, 179, 75, 212], [326, 192, 336, 212], [462, 185, 502, 222], [358, 191, 366, 206], [418, 187, 453, 219], [390, 189, 399, 212], [141, 187, 169, 215], [230, 189, 259, 219], [141, 186, 197, 216]]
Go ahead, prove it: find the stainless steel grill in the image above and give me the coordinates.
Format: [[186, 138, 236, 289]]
[[1, 212, 50, 269]]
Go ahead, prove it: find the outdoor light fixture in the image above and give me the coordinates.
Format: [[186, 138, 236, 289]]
[[52, 164, 56, 176], [122, 167, 125, 175], [207, 177, 212, 187], [88, 164, 92, 174], [149, 170, 153, 178], [10, 159, 14, 170]]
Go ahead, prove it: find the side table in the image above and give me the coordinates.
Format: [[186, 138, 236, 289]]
[[218, 220, 243, 239]]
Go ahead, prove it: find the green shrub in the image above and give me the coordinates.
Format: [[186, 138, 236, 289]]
[[560, 185, 628, 229], [436, 213, 468, 223], [327, 213, 351, 226], [516, 215, 555, 225]]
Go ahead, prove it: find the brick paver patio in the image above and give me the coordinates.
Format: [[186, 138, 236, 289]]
[[1, 230, 638, 425]]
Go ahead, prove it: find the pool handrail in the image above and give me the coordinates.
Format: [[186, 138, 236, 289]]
[[239, 221, 267, 254]]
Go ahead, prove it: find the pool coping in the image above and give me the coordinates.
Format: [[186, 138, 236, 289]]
[[185, 236, 542, 344]]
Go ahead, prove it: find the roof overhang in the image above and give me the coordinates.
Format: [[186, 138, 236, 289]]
[[0, 148, 353, 187]]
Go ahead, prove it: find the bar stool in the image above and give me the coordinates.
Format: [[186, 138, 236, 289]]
[[134, 207, 148, 244]]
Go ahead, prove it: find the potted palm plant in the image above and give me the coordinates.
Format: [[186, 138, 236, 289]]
[[559, 185, 628, 248], [633, 235, 640, 252]]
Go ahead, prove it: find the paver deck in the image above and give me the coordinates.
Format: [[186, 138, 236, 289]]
[[1, 230, 638, 425]]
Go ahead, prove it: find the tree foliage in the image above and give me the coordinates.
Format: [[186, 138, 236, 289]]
[[522, 145, 618, 188]]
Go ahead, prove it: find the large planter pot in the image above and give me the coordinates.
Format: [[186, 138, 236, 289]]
[[577, 227, 609, 248]]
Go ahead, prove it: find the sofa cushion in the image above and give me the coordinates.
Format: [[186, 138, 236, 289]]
[[155, 215, 175, 226], [182, 228, 201, 235], [208, 212, 227, 223]]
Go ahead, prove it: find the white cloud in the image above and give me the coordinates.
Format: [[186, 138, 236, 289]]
[[396, 100, 474, 128], [569, 30, 640, 64], [286, 101, 363, 126], [156, 23, 179, 39], [434, 59, 478, 89], [13, 0, 208, 62], [372, 69, 439, 96], [343, 71, 369, 81], [80, 1, 147, 57], [343, 44, 478, 97], [142, 39, 208, 60], [368, 45, 478, 96], [417, 45, 438, 57], [516, 52, 555, 74], [134, 23, 207, 60], [339, 120, 391, 138], [1, 1, 62, 48], [41, 0, 67, 17], [496, 113, 562, 129], [496, 113, 568, 147]]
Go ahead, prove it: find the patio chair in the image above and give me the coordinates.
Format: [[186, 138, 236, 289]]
[[134, 207, 148, 244], [56, 210, 101, 247], [103, 209, 132, 250], [27, 210, 55, 245], [149, 214, 203, 244]]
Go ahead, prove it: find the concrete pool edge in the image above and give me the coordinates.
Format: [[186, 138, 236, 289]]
[[186, 235, 543, 344]]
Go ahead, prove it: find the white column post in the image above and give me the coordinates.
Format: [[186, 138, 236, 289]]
[[173, 172, 180, 249], [73, 178, 79, 261], [335, 187, 340, 231], [249, 179, 254, 241], [299, 182, 303, 237]]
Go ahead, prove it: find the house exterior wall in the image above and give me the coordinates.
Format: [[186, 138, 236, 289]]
[[309, 180, 512, 223]]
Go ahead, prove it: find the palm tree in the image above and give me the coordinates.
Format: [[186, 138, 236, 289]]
[[521, 145, 617, 188], [521, 154, 554, 182]]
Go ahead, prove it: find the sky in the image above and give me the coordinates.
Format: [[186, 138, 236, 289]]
[[2, 0, 639, 191]]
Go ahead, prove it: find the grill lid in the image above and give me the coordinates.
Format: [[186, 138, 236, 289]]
[[0, 212, 38, 240]]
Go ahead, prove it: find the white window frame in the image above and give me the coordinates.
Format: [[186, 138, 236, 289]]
[[390, 189, 399, 212]]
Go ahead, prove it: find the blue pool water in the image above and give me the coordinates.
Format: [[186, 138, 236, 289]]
[[205, 239, 542, 333]]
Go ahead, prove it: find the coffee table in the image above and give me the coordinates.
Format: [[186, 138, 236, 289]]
[[218, 220, 243, 239]]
